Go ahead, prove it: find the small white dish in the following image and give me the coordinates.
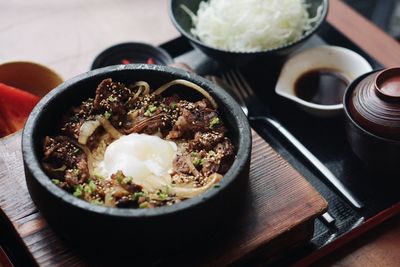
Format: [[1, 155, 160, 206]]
[[275, 45, 373, 117]]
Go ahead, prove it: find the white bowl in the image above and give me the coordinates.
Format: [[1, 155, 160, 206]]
[[275, 45, 373, 117]]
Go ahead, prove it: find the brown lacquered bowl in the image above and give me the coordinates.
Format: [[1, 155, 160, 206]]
[[344, 68, 400, 175]]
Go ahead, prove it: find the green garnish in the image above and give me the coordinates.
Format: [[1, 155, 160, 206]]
[[72, 168, 80, 176], [158, 193, 168, 200], [104, 111, 112, 119], [192, 157, 203, 166], [170, 102, 177, 109], [144, 104, 157, 116], [208, 150, 216, 156], [209, 117, 220, 128], [139, 202, 148, 209], [114, 171, 125, 183], [73, 148, 80, 154], [88, 180, 97, 191], [213, 184, 221, 188], [83, 185, 91, 194], [73, 185, 83, 197], [157, 189, 169, 200], [121, 176, 133, 185], [132, 191, 145, 201], [82, 181, 96, 195], [107, 95, 118, 102], [149, 105, 157, 112], [93, 174, 105, 180], [51, 179, 60, 185]]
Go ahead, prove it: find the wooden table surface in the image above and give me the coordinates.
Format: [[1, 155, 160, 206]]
[[0, 0, 399, 266]]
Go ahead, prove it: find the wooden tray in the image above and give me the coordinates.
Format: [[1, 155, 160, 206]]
[[0, 130, 327, 266]]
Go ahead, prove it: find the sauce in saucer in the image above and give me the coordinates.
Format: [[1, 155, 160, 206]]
[[294, 69, 349, 105]]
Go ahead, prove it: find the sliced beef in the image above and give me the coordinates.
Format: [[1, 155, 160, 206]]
[[173, 154, 192, 174], [128, 113, 171, 136], [189, 131, 224, 151], [43, 136, 89, 188], [61, 99, 95, 140], [93, 78, 132, 126], [86, 126, 105, 150], [168, 100, 224, 139], [215, 139, 235, 174], [201, 160, 220, 177]]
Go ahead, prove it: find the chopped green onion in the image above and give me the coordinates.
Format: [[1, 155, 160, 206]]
[[83, 185, 92, 195], [144, 104, 157, 117], [121, 176, 133, 185], [51, 179, 60, 185], [88, 180, 97, 191], [157, 189, 169, 200], [192, 157, 203, 166], [73, 185, 83, 197], [139, 202, 148, 209], [107, 95, 118, 102], [149, 105, 157, 112], [132, 191, 145, 201], [93, 174, 105, 180], [104, 111, 112, 119], [114, 171, 124, 183], [209, 117, 220, 128]]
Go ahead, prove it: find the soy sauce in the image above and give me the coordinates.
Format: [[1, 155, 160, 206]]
[[295, 69, 349, 105]]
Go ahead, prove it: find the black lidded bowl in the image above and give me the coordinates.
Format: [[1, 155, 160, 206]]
[[343, 70, 400, 176], [169, 0, 329, 67], [91, 42, 174, 70], [22, 64, 251, 251]]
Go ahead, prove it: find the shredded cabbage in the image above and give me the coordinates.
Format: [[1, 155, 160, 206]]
[[183, 0, 323, 52]]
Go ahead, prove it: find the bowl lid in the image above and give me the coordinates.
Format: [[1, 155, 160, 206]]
[[348, 67, 400, 140]]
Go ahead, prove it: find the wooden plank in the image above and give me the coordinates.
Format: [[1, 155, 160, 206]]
[[327, 0, 400, 68], [0, 131, 327, 266], [0, 133, 37, 222]]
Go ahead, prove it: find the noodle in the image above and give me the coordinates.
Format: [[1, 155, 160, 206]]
[[42, 78, 234, 209]]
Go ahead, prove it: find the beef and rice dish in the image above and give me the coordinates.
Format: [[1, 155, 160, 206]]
[[42, 78, 235, 208]]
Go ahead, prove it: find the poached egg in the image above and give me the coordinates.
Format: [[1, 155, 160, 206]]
[[95, 133, 177, 192]]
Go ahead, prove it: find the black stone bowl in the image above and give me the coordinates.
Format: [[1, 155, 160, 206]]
[[22, 64, 251, 252], [343, 70, 400, 176], [169, 0, 328, 66]]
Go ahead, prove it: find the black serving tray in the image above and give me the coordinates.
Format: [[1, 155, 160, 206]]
[[160, 22, 399, 265]]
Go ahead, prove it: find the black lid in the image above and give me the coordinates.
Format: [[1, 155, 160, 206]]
[[91, 42, 174, 70]]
